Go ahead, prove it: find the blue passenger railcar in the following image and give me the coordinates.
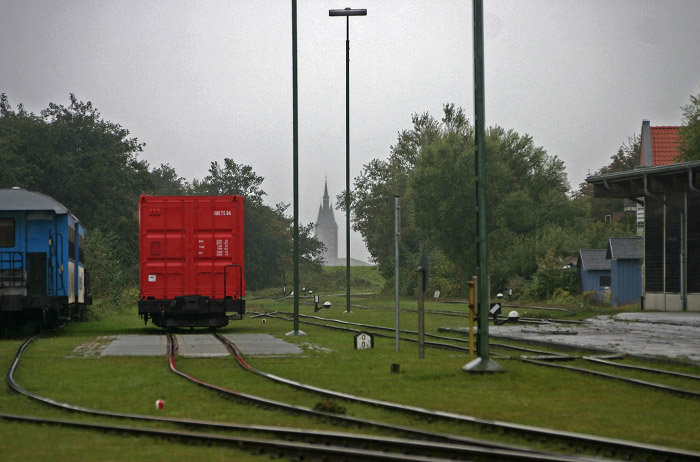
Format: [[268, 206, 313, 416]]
[[0, 188, 91, 328]]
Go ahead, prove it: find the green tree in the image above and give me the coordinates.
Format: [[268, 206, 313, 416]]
[[84, 229, 128, 306], [192, 159, 266, 205], [337, 110, 442, 293], [194, 159, 324, 290], [679, 88, 700, 161], [575, 135, 640, 222], [410, 114, 579, 290], [525, 251, 580, 299], [347, 104, 585, 295], [0, 94, 151, 284], [0, 95, 47, 186], [147, 163, 189, 195]]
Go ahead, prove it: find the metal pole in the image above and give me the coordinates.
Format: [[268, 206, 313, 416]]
[[286, 0, 305, 337], [330, 8, 365, 314], [345, 16, 352, 314], [469, 276, 476, 362], [395, 195, 400, 352], [417, 267, 425, 359], [464, 0, 501, 372], [681, 208, 686, 311]]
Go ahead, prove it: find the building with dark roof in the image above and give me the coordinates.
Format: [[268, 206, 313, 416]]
[[577, 249, 611, 300], [606, 237, 643, 307], [587, 161, 700, 311], [314, 180, 338, 266]]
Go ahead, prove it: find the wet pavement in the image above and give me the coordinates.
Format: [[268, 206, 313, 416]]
[[487, 312, 700, 363]]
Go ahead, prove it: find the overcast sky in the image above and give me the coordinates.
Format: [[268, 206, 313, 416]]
[[2, 0, 700, 262]]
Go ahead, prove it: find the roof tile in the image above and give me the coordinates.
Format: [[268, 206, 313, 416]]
[[650, 126, 681, 166], [578, 249, 610, 271], [607, 237, 643, 260]]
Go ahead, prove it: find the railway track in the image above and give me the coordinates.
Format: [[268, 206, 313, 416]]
[[265, 311, 509, 357], [167, 333, 534, 452], [6, 333, 595, 462], [7, 317, 700, 461], [248, 311, 700, 461], [521, 356, 700, 399], [270, 310, 700, 399]]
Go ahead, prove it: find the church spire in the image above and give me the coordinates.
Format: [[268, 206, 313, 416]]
[[323, 178, 330, 210], [315, 179, 339, 265]]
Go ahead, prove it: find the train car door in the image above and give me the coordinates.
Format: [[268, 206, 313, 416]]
[[27, 253, 47, 296], [26, 213, 53, 296]]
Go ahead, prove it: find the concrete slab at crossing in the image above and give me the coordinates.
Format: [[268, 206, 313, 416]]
[[90, 333, 302, 357], [223, 334, 303, 355], [101, 335, 168, 356], [176, 334, 229, 357]]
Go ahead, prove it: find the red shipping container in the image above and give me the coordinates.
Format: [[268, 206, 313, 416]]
[[138, 195, 245, 328]]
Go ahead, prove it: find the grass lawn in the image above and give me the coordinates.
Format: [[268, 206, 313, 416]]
[[1, 291, 699, 460]]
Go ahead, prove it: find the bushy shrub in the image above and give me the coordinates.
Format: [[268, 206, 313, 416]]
[[523, 251, 580, 300], [582, 290, 608, 306]]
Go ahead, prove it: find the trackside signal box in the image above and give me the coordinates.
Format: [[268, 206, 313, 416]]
[[138, 195, 245, 328]]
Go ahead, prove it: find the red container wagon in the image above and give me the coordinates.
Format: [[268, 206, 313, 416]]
[[138, 195, 245, 328]]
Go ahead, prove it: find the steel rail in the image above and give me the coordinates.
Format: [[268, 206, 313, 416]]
[[285, 311, 569, 357], [0, 412, 509, 462], [230, 317, 700, 462], [436, 302, 575, 315], [6, 334, 589, 461], [167, 333, 542, 453], [522, 357, 700, 399], [168, 334, 599, 461], [285, 311, 482, 344], [583, 356, 700, 381], [269, 312, 511, 357]]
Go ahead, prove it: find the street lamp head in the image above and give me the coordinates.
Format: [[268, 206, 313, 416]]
[[329, 8, 367, 17]]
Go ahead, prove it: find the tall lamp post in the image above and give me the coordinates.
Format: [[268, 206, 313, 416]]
[[329, 7, 366, 314]]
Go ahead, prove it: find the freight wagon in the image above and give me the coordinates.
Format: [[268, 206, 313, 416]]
[[0, 187, 91, 329], [138, 195, 245, 328]]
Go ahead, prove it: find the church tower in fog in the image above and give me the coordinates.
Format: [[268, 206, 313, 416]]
[[315, 180, 338, 265]]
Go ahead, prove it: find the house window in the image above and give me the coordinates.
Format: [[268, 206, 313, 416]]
[[0, 218, 14, 247], [600, 275, 611, 287]]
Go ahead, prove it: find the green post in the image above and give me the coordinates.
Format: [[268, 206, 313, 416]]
[[286, 0, 305, 337], [345, 15, 351, 314], [417, 267, 425, 359], [463, 0, 502, 372]]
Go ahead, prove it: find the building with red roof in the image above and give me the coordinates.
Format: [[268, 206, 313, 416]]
[[640, 120, 681, 166]]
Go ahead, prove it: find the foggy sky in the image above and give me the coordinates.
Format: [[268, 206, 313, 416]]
[[2, 0, 700, 262]]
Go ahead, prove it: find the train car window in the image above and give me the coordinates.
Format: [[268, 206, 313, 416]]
[[0, 218, 15, 247], [79, 233, 85, 264], [69, 226, 76, 260]]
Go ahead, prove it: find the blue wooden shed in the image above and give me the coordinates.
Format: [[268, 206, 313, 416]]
[[607, 237, 643, 307], [577, 249, 610, 300]]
